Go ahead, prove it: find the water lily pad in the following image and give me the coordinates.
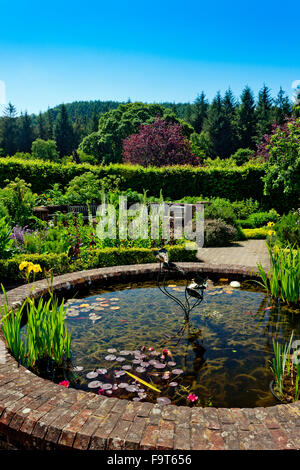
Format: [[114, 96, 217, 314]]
[[72, 366, 83, 372], [89, 315, 101, 321], [154, 363, 166, 369], [138, 392, 147, 399], [157, 397, 171, 405], [140, 362, 149, 367], [106, 390, 113, 395], [132, 359, 141, 364], [86, 371, 98, 379], [96, 368, 107, 375], [172, 369, 183, 375], [162, 372, 171, 380], [119, 350, 131, 355], [116, 357, 126, 362], [114, 370, 126, 377], [169, 382, 178, 387], [110, 306, 120, 310], [122, 365, 132, 370], [118, 382, 129, 388], [168, 361, 176, 367], [105, 354, 117, 361], [88, 380, 103, 388], [133, 397, 141, 401], [126, 385, 137, 392], [107, 348, 117, 353], [102, 383, 112, 390], [136, 367, 146, 373]]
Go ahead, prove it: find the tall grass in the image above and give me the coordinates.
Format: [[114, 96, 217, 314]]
[[271, 332, 294, 395], [0, 286, 72, 368], [271, 332, 300, 402], [257, 242, 300, 305]]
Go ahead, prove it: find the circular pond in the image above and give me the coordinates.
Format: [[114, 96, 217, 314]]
[[25, 278, 300, 408]]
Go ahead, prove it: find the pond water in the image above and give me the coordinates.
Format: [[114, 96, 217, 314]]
[[37, 279, 300, 407]]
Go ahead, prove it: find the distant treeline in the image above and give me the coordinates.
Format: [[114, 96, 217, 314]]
[[0, 84, 293, 160]]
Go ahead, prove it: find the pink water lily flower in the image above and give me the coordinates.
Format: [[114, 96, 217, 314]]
[[98, 388, 105, 395], [59, 380, 69, 388], [187, 393, 198, 403]]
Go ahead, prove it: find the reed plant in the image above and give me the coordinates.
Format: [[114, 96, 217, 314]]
[[0, 284, 72, 369], [256, 242, 300, 305], [271, 332, 300, 402]]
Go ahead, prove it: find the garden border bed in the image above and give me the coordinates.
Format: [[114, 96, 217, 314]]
[[0, 263, 299, 450]]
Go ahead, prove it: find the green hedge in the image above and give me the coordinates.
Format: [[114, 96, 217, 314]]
[[0, 157, 267, 201], [242, 228, 268, 239], [0, 246, 197, 282]]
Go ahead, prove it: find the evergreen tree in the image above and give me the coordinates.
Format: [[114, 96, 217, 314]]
[[273, 87, 292, 125], [19, 111, 34, 152], [184, 103, 193, 125], [192, 92, 208, 133], [54, 104, 74, 157], [236, 86, 257, 150], [223, 88, 238, 155], [37, 112, 48, 140], [0, 102, 18, 155], [46, 108, 54, 139], [205, 92, 232, 158], [89, 108, 99, 133], [256, 84, 273, 140]]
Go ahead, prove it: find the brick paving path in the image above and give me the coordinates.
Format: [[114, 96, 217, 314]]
[[197, 240, 270, 271]]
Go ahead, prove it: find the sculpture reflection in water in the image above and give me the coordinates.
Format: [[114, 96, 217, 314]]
[[154, 248, 207, 371]]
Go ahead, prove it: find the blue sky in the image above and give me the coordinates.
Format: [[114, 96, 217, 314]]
[[0, 0, 299, 114]]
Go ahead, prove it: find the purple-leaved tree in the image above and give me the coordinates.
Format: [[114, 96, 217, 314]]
[[122, 117, 200, 167]]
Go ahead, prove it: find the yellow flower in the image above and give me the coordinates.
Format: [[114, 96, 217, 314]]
[[32, 264, 42, 273], [19, 261, 29, 271], [267, 230, 276, 236], [267, 221, 275, 227]]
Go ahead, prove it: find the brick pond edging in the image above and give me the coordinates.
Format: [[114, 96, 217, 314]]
[[0, 263, 299, 450]]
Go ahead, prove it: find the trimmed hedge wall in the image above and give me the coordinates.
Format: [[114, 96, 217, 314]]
[[0, 157, 267, 201], [242, 228, 268, 239], [0, 246, 197, 282]]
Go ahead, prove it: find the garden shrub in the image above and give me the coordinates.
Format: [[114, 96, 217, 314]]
[[231, 148, 255, 165], [259, 117, 300, 211], [204, 219, 237, 247], [0, 218, 15, 259], [0, 178, 36, 227], [237, 210, 280, 228], [274, 211, 300, 247], [230, 198, 261, 219], [204, 198, 245, 240]]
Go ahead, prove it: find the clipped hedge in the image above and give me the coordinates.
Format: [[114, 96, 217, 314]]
[[0, 157, 267, 202], [0, 245, 197, 282], [242, 228, 268, 239], [0, 253, 70, 283]]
